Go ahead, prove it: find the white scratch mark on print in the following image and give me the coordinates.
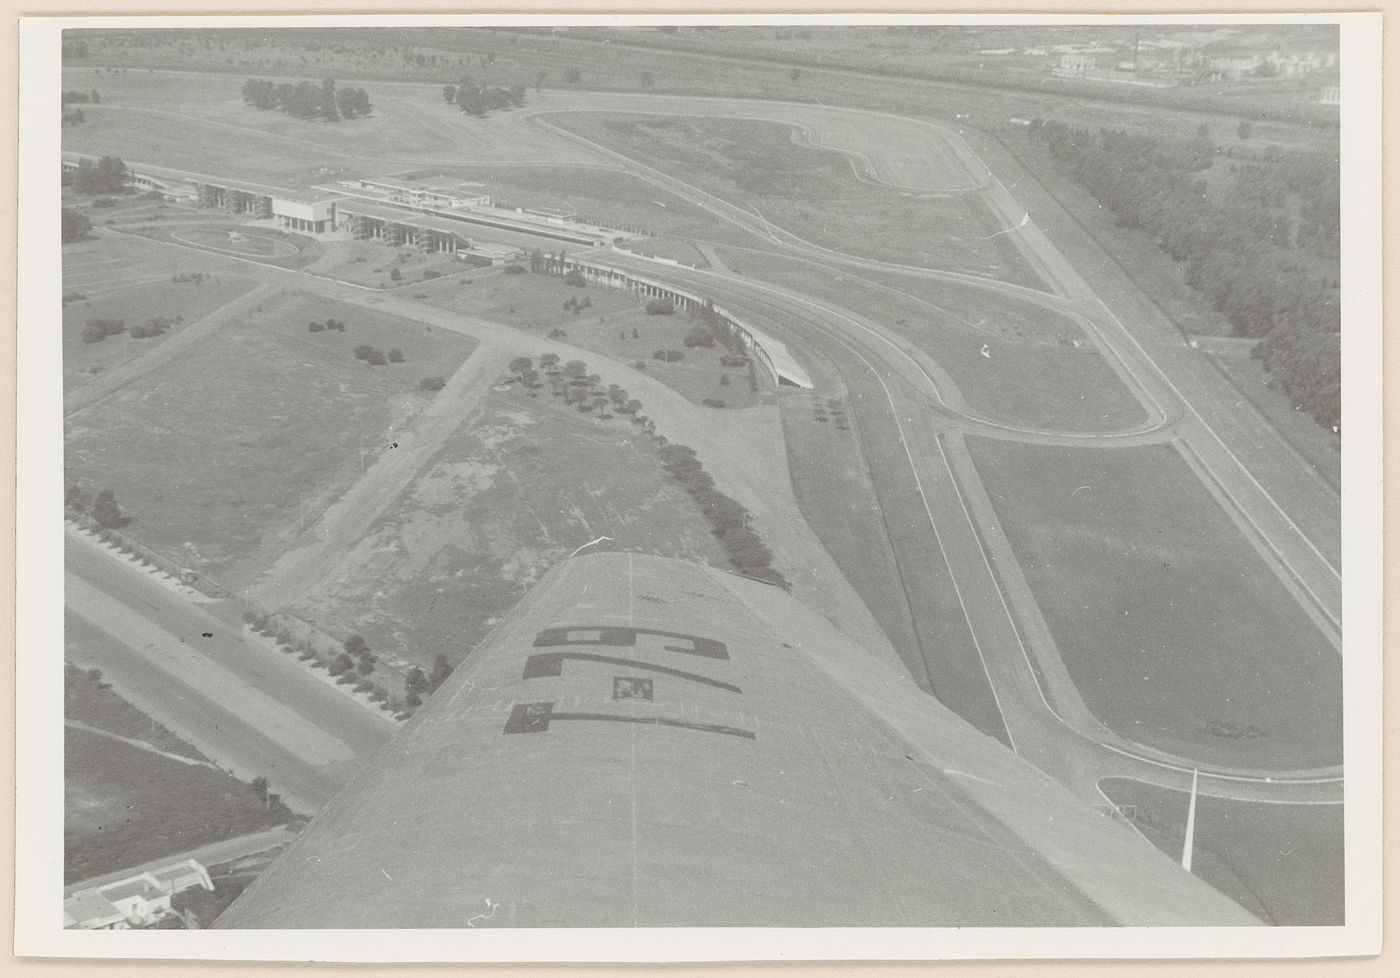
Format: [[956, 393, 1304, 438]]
[[466, 898, 500, 927], [569, 535, 613, 558]]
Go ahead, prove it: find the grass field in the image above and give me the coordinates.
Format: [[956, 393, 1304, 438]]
[[554, 112, 1043, 288], [290, 390, 729, 671], [302, 240, 467, 289], [65, 725, 288, 884], [64, 290, 478, 584], [66, 663, 205, 761], [61, 67, 596, 190], [1207, 351, 1340, 490], [62, 274, 257, 393], [965, 438, 1341, 769], [1098, 777, 1343, 926], [712, 246, 1146, 433]]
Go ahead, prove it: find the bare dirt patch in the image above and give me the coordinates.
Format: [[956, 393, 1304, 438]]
[[290, 390, 729, 672]]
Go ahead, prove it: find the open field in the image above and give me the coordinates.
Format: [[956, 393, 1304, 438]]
[[64, 290, 478, 584], [711, 246, 1146, 432], [66, 662, 205, 761], [62, 273, 256, 392], [966, 438, 1341, 769], [1098, 777, 1343, 926], [554, 112, 1043, 288], [290, 390, 730, 671], [62, 67, 599, 190], [64, 725, 289, 884], [303, 240, 470, 289]]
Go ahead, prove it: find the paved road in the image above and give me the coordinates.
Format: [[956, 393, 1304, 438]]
[[532, 103, 1341, 642], [65, 531, 396, 814], [69, 92, 1343, 811]]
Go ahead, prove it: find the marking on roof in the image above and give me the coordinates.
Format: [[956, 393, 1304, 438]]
[[613, 677, 653, 701], [532, 626, 728, 659], [523, 652, 741, 693], [503, 702, 755, 740]]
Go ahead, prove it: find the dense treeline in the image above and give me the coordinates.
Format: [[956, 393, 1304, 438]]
[[67, 155, 129, 195], [1030, 120, 1341, 431], [442, 75, 527, 116], [241, 77, 371, 120]]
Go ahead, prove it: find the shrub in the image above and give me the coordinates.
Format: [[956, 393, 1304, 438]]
[[366, 349, 388, 366], [563, 268, 586, 286], [422, 269, 441, 280], [308, 320, 324, 333], [720, 353, 748, 367], [420, 376, 447, 391], [702, 398, 727, 408], [645, 298, 675, 315], [80, 322, 108, 344], [92, 198, 116, 209], [62, 291, 86, 305], [389, 267, 402, 282], [504, 263, 527, 275], [652, 349, 684, 363], [683, 326, 715, 348], [353, 344, 374, 360], [388, 348, 405, 363]]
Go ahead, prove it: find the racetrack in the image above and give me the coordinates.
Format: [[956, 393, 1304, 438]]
[[60, 72, 1347, 921]]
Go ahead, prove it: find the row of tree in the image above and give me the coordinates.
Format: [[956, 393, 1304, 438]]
[[1029, 119, 1341, 431], [657, 444, 787, 588], [241, 77, 371, 121]]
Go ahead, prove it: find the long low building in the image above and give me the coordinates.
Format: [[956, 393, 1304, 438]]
[[550, 253, 814, 390], [333, 201, 472, 254]]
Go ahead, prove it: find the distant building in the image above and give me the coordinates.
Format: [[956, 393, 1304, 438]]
[[64, 858, 213, 930]]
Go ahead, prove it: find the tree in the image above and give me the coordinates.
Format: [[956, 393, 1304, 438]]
[[72, 155, 128, 195], [61, 207, 91, 244], [625, 398, 643, 416], [420, 376, 447, 391], [539, 352, 560, 372], [319, 79, 340, 121], [640, 70, 655, 89], [354, 344, 374, 360], [509, 356, 534, 377], [443, 84, 457, 103], [1237, 120, 1253, 140], [388, 348, 405, 363], [344, 633, 370, 657], [562, 359, 587, 379], [429, 654, 453, 691], [564, 66, 583, 85], [90, 89, 101, 104], [405, 667, 430, 699], [92, 489, 123, 528], [789, 67, 802, 82]]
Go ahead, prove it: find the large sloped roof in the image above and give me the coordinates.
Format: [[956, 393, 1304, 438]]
[[218, 552, 1257, 929]]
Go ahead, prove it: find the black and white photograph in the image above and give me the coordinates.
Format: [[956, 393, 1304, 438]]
[[13, 10, 1384, 964]]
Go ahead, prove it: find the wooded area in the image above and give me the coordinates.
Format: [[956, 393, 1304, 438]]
[[1030, 120, 1341, 432]]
